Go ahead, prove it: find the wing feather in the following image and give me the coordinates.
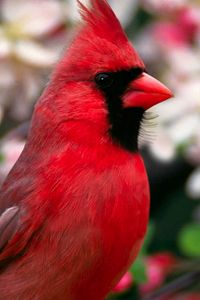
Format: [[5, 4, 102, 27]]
[[0, 206, 20, 251]]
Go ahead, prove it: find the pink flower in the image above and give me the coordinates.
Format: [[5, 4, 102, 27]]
[[153, 22, 188, 48], [177, 7, 200, 41], [112, 272, 133, 293], [0, 137, 25, 183], [152, 7, 200, 48], [0, 0, 68, 121], [142, 0, 187, 14], [147, 252, 177, 272], [140, 252, 177, 295]]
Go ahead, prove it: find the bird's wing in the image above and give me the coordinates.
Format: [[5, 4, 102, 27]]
[[0, 201, 42, 270], [0, 203, 31, 270], [0, 206, 20, 251], [0, 206, 42, 272]]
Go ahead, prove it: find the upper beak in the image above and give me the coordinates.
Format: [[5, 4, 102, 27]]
[[123, 73, 173, 110]]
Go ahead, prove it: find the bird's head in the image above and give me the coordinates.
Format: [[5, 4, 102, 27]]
[[38, 0, 173, 152]]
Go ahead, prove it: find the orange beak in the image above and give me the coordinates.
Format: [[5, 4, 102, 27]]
[[123, 73, 173, 110]]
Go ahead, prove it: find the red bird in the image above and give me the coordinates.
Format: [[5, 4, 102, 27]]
[[0, 1, 172, 299]]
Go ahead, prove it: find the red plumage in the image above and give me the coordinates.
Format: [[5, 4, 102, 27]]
[[0, 1, 172, 299]]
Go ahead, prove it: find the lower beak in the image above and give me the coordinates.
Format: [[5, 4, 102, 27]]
[[123, 73, 173, 110]]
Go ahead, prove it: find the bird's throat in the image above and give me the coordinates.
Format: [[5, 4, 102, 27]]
[[106, 96, 144, 152]]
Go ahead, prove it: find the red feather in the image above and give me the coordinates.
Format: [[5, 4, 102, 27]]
[[77, 0, 128, 43]]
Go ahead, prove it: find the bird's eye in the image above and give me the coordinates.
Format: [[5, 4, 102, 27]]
[[95, 73, 114, 89]]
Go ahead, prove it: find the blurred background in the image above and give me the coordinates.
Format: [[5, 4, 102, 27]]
[[0, 0, 200, 299]]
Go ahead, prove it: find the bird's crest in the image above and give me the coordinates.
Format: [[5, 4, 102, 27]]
[[54, 0, 144, 80], [77, 0, 129, 46]]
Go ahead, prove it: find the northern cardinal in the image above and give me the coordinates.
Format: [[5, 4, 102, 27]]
[[0, 1, 172, 299]]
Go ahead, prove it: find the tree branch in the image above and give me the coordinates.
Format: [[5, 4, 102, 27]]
[[143, 270, 200, 300]]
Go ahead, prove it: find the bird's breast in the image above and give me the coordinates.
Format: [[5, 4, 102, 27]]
[[57, 151, 150, 299]]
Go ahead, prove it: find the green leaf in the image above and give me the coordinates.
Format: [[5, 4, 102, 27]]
[[129, 223, 153, 284], [141, 222, 155, 255], [130, 257, 148, 284], [176, 141, 190, 156], [178, 223, 200, 258], [0, 152, 5, 163]]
